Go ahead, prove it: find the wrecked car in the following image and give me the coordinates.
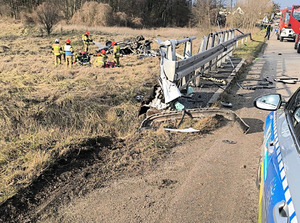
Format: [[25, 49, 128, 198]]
[[94, 35, 159, 56], [254, 88, 300, 223]]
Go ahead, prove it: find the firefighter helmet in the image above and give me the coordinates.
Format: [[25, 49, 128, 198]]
[[55, 39, 59, 43], [97, 52, 101, 57], [66, 39, 71, 44], [101, 49, 106, 54], [112, 41, 116, 45], [82, 51, 86, 55], [86, 31, 90, 36]]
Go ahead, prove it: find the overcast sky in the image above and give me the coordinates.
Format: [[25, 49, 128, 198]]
[[272, 0, 299, 8]]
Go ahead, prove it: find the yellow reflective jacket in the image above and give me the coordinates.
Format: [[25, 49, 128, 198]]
[[82, 34, 92, 44], [52, 43, 62, 56], [113, 45, 120, 57], [96, 54, 107, 64]]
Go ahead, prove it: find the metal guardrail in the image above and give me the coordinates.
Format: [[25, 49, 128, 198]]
[[158, 29, 251, 103]]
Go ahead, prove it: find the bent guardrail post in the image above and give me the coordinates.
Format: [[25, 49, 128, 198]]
[[182, 37, 194, 87]]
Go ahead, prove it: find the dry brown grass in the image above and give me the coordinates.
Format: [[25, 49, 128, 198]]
[[0, 19, 159, 203], [0, 19, 214, 204]]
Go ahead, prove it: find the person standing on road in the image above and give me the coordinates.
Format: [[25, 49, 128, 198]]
[[264, 24, 272, 40], [64, 39, 73, 68], [112, 41, 120, 67]]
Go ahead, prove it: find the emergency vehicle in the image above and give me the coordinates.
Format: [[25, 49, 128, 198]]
[[255, 88, 300, 223], [277, 8, 295, 42], [289, 5, 300, 52]]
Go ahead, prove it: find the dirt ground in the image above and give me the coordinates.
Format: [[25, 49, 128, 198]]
[[1, 119, 262, 223], [47, 123, 261, 223]]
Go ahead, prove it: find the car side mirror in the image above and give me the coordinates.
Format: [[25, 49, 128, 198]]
[[254, 94, 282, 111]]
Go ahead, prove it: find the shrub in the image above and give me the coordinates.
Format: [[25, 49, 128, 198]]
[[36, 1, 60, 35], [70, 2, 113, 27]]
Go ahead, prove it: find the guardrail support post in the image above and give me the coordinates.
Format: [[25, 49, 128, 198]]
[[182, 39, 193, 87], [209, 33, 215, 71], [229, 30, 234, 56]]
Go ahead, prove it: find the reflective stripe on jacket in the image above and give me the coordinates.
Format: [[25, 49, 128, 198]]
[[82, 35, 91, 44], [52, 44, 61, 55], [96, 55, 107, 64], [113, 45, 120, 57], [64, 45, 73, 56]]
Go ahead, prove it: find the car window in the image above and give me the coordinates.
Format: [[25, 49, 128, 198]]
[[286, 89, 300, 140], [292, 6, 300, 21], [285, 11, 291, 24], [294, 108, 300, 122]]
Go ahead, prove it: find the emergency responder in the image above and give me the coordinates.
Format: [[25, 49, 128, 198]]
[[82, 31, 93, 53], [264, 23, 272, 40], [112, 41, 120, 67], [94, 49, 107, 67], [75, 50, 83, 63], [52, 39, 62, 66], [64, 39, 74, 68]]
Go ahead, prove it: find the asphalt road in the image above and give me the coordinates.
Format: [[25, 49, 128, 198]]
[[42, 32, 300, 223]]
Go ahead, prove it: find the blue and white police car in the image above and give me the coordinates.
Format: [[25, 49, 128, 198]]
[[254, 89, 300, 223]]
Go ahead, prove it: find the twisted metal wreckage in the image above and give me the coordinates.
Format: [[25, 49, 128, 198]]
[[138, 29, 252, 133], [93, 35, 159, 57]]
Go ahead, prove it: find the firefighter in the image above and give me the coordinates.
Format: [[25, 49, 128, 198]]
[[64, 39, 74, 68], [82, 31, 93, 53], [94, 49, 107, 67], [75, 50, 83, 63], [52, 39, 62, 66], [112, 41, 120, 67]]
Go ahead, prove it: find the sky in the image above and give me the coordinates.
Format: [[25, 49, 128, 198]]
[[226, 0, 298, 8], [272, 0, 299, 8]]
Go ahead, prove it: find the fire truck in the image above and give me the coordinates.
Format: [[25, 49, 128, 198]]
[[290, 5, 300, 53], [277, 8, 295, 42]]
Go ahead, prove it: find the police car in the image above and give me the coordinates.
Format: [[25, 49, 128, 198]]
[[254, 89, 300, 223]]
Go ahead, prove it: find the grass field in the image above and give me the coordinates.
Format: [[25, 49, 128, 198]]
[[0, 19, 264, 204]]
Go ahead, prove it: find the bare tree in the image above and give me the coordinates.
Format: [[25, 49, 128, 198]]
[[232, 0, 273, 29], [192, 0, 218, 27], [36, 1, 60, 35]]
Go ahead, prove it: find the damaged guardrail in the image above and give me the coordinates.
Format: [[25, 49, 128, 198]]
[[140, 108, 250, 134], [139, 29, 252, 134], [158, 29, 251, 103]]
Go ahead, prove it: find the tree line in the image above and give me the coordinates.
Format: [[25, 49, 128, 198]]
[[0, 0, 275, 31]]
